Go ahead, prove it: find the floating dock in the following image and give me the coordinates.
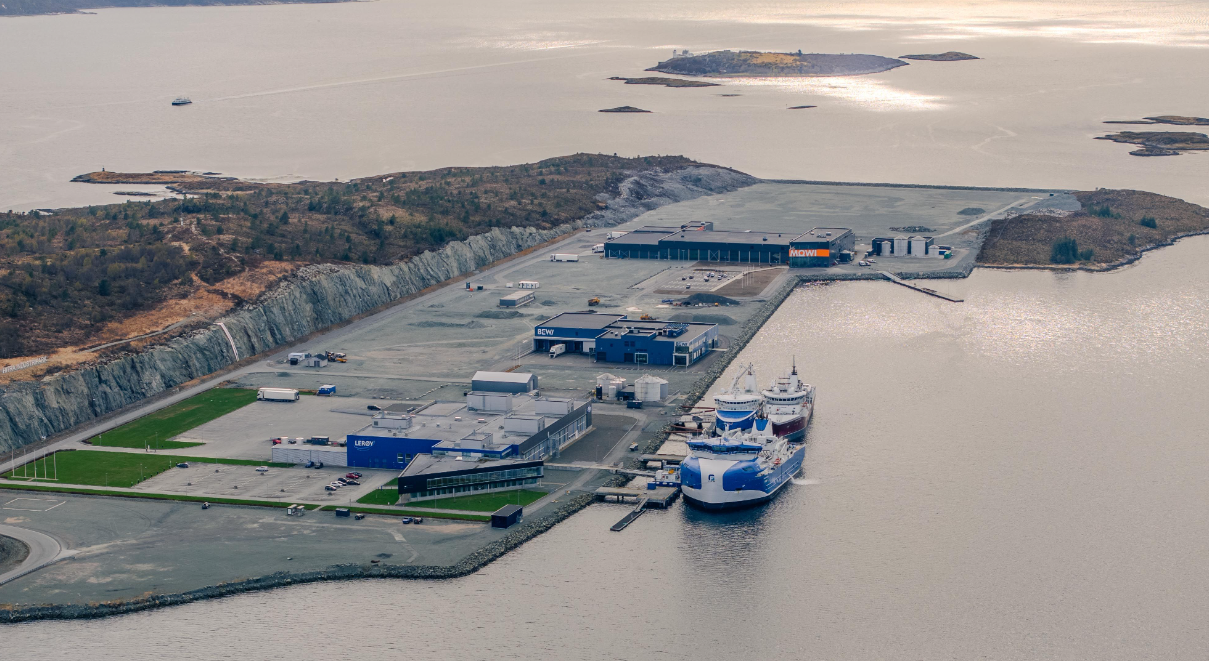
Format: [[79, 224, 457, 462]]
[[596, 485, 680, 531], [879, 271, 963, 302], [639, 453, 686, 465]]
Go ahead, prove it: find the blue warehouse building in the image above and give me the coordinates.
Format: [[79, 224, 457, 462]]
[[535, 312, 718, 366]]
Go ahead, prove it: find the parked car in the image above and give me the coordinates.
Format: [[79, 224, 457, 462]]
[[255, 466, 269, 473], [337, 477, 352, 485], [400, 517, 413, 524], [344, 480, 360, 486], [314, 462, 324, 469], [354, 513, 366, 520], [305, 461, 315, 468], [346, 472, 363, 479], [412, 517, 423, 524], [325, 485, 338, 491], [176, 462, 189, 468]]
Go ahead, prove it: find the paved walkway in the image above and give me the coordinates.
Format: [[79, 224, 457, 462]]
[[0, 523, 71, 586]]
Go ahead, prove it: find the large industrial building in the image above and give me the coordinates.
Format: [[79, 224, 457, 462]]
[[534, 311, 718, 366], [269, 389, 589, 478], [603, 224, 854, 267]]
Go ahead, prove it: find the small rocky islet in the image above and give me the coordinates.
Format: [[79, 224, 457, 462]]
[[599, 106, 651, 113], [899, 52, 979, 61]]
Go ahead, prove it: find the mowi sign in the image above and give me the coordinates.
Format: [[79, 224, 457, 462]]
[[789, 248, 829, 258]]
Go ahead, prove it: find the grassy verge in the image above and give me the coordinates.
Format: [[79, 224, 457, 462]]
[[89, 388, 258, 450], [404, 489, 547, 512], [0, 482, 487, 521], [0, 481, 313, 509], [357, 486, 400, 507], [3, 450, 292, 488], [316, 504, 490, 522]]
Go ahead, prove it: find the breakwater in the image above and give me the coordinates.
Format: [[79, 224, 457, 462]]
[[0, 166, 757, 454]]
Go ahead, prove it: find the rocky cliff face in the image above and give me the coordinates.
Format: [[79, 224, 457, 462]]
[[0, 166, 757, 452]]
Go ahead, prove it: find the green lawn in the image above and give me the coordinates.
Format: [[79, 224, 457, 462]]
[[406, 489, 547, 512], [90, 388, 258, 450], [357, 488, 400, 506], [3, 450, 291, 488]]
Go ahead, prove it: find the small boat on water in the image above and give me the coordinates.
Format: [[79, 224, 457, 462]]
[[171, 97, 192, 106]]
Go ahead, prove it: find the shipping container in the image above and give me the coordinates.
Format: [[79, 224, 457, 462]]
[[518, 281, 540, 289]]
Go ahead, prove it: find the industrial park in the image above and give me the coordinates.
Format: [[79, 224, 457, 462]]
[[0, 180, 1070, 615]]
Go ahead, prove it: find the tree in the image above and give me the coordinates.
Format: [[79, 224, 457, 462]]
[[1050, 237, 1078, 264], [98, 279, 111, 296]]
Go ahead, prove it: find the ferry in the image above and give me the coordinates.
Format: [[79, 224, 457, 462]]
[[680, 421, 804, 510], [761, 360, 815, 442], [712, 362, 761, 432], [172, 97, 192, 106]]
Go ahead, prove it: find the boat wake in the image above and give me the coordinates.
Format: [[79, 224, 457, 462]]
[[792, 478, 819, 486]]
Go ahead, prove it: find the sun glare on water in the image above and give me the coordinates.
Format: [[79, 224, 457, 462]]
[[728, 76, 946, 111]]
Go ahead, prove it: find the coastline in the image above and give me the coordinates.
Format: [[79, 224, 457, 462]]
[[3, 177, 1204, 622]]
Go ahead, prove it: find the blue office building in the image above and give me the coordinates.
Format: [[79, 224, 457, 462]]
[[345, 432, 440, 470], [534, 312, 718, 366]]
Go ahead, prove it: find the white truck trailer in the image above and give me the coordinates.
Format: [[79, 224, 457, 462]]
[[550, 254, 579, 262], [549, 343, 566, 358], [258, 387, 300, 402]]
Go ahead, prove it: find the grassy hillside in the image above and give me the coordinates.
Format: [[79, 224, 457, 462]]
[[977, 189, 1209, 266], [0, 154, 696, 358]]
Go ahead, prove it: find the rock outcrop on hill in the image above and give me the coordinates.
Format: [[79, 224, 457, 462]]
[[0, 166, 757, 452]]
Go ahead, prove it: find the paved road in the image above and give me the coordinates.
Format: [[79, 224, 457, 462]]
[[0, 523, 69, 586]]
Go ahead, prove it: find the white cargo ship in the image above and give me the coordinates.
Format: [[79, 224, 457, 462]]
[[761, 360, 814, 442]]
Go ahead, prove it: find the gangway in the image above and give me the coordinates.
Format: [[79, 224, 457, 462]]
[[879, 271, 963, 302]]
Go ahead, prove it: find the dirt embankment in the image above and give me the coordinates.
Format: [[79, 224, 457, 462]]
[[977, 189, 1209, 268]]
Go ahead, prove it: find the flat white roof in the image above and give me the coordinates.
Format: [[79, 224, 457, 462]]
[[472, 371, 535, 384]]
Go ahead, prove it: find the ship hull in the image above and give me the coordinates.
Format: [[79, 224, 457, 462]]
[[680, 445, 804, 511], [769, 404, 813, 442]]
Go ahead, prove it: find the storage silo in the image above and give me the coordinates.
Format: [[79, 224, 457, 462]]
[[634, 375, 669, 402]]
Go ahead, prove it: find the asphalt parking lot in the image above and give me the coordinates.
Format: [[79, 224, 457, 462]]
[[171, 396, 395, 460], [131, 463, 397, 505]]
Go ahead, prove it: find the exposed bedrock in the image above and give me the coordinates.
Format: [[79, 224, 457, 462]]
[[0, 166, 757, 452]]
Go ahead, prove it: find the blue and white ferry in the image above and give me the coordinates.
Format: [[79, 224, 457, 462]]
[[712, 362, 762, 433], [680, 420, 805, 510]]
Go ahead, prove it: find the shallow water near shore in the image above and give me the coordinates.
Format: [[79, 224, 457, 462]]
[[7, 235, 1209, 659], [3, 0, 1209, 210]]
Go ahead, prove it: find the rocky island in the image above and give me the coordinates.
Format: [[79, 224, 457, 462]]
[[607, 76, 719, 88], [900, 52, 979, 61], [599, 106, 651, 113], [1095, 130, 1209, 156], [1104, 115, 1209, 126], [646, 50, 907, 77]]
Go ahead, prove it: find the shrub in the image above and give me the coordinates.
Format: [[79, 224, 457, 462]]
[[1139, 216, 1157, 228], [1051, 237, 1079, 264]]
